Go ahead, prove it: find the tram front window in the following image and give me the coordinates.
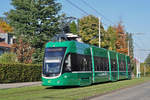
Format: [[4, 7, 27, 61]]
[[43, 47, 66, 77]]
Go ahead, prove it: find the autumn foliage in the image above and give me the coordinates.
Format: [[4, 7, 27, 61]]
[[114, 22, 128, 55], [0, 19, 13, 33], [12, 38, 34, 64]]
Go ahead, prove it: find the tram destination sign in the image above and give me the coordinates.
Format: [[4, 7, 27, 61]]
[[46, 47, 64, 52]]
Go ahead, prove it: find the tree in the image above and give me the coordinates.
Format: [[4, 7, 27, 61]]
[[0, 19, 12, 33], [107, 26, 117, 51], [0, 52, 18, 63], [115, 21, 128, 54], [70, 21, 77, 34], [126, 32, 136, 72], [78, 15, 107, 47], [6, 0, 61, 63], [145, 54, 150, 65], [12, 38, 34, 64], [100, 25, 109, 49], [58, 14, 76, 34], [127, 33, 134, 58], [79, 15, 98, 46]]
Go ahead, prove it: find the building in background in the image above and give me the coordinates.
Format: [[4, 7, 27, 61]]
[[0, 27, 15, 55]]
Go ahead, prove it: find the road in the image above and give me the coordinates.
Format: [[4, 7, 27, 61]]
[[90, 81, 150, 100], [0, 81, 41, 89]]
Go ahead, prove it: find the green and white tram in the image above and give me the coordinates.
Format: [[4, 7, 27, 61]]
[[42, 41, 131, 86]]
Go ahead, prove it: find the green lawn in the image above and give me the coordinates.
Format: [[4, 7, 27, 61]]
[[0, 77, 150, 100]]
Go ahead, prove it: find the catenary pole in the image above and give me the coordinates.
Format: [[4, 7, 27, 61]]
[[144, 64, 146, 77], [128, 39, 130, 56], [99, 17, 101, 48]]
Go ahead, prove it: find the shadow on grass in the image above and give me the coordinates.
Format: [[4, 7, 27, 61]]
[[46, 86, 80, 89], [42, 96, 68, 100], [45, 79, 129, 89], [45, 82, 111, 89], [93, 81, 110, 85], [92, 79, 129, 85]]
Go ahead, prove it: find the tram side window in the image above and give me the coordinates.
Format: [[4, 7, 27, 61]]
[[104, 58, 109, 71], [63, 54, 72, 72], [122, 61, 124, 71], [100, 57, 104, 71], [119, 60, 123, 71], [111, 59, 113, 71], [119, 60, 126, 71], [115, 59, 117, 71], [94, 56, 106, 71], [94, 57, 109, 71], [111, 59, 117, 71], [71, 53, 92, 71], [94, 57, 98, 71], [87, 57, 92, 71], [101, 58, 104, 71], [102, 57, 108, 71], [121, 60, 125, 71], [123, 60, 126, 71], [70, 53, 78, 71], [128, 61, 131, 72], [94, 56, 98, 71], [80, 55, 91, 71]]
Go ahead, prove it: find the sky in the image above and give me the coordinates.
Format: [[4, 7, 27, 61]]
[[0, 0, 150, 62]]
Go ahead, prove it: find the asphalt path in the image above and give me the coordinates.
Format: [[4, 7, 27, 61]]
[[90, 81, 150, 100], [0, 81, 41, 89]]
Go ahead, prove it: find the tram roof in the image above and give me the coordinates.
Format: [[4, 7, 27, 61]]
[[46, 41, 129, 59]]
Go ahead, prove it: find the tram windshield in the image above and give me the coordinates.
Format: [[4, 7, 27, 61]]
[[43, 47, 66, 77]]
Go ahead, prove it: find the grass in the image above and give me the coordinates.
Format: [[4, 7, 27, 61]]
[[0, 77, 150, 100]]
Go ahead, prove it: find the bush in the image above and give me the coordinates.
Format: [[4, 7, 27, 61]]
[[140, 63, 150, 77], [0, 63, 42, 83], [0, 52, 18, 63]]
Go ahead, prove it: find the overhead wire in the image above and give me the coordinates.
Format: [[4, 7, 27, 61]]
[[65, 1, 148, 49], [133, 39, 150, 62], [66, 0, 89, 16], [64, 0, 149, 62], [65, 0, 110, 27], [133, 34, 150, 52], [133, 39, 144, 50], [134, 35, 147, 50], [135, 49, 150, 51], [81, 0, 115, 25]]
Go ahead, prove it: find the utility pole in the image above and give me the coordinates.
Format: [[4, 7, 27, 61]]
[[128, 38, 130, 56], [136, 59, 139, 78], [139, 57, 141, 78], [99, 17, 101, 48], [136, 57, 141, 78], [136, 59, 138, 78], [144, 64, 146, 77]]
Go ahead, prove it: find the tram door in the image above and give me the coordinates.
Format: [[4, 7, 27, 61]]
[[111, 59, 118, 81], [108, 51, 118, 81]]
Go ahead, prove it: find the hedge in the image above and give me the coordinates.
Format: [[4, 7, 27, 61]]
[[0, 63, 42, 83]]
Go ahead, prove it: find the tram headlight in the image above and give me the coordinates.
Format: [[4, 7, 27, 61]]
[[57, 80, 60, 84], [64, 75, 67, 78], [48, 80, 51, 83]]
